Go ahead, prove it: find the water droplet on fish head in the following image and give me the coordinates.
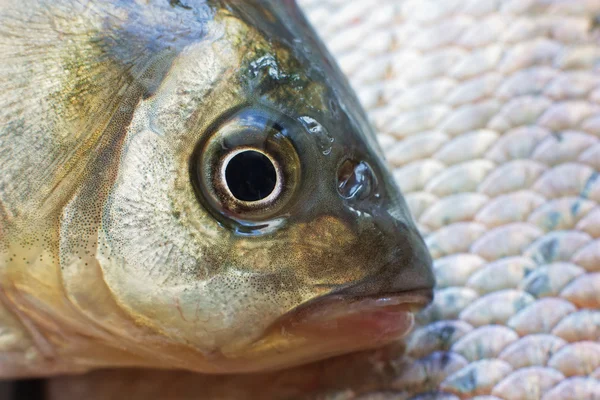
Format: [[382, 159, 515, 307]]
[[298, 116, 335, 156]]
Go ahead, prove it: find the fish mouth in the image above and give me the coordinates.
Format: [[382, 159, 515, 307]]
[[273, 288, 433, 345], [215, 288, 432, 373]]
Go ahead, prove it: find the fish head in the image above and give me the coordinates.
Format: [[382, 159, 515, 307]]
[[55, 0, 434, 372]]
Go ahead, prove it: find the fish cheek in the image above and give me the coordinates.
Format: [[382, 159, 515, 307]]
[[257, 216, 379, 290], [276, 207, 424, 297], [93, 116, 304, 353], [93, 122, 221, 334]]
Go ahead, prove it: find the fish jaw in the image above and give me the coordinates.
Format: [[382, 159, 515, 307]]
[[217, 288, 433, 372]]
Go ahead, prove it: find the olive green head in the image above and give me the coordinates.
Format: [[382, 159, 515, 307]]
[[0, 0, 434, 373]]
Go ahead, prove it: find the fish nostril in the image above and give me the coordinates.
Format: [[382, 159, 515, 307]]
[[337, 158, 377, 200]]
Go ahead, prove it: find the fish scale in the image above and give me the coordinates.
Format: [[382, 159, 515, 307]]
[[298, 0, 600, 398]]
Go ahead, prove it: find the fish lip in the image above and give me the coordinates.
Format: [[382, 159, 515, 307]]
[[278, 287, 434, 328], [245, 289, 433, 368]]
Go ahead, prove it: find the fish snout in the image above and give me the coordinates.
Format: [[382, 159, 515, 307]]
[[336, 224, 435, 302], [331, 152, 435, 302]]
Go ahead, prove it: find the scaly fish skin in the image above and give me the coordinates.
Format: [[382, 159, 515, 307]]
[[0, 0, 434, 377], [45, 0, 600, 399]]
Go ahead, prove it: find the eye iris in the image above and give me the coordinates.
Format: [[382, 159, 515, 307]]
[[224, 150, 277, 202]]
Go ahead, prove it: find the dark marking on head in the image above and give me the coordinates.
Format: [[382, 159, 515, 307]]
[[97, 1, 214, 98]]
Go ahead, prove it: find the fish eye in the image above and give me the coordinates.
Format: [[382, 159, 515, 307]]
[[220, 148, 282, 203], [191, 108, 301, 225]]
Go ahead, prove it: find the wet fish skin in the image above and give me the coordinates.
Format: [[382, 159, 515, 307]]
[[0, 0, 433, 377], [46, 0, 600, 398]]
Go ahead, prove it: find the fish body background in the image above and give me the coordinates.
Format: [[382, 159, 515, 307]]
[[295, 0, 600, 398], [0, 0, 434, 378], [42, 0, 600, 399]]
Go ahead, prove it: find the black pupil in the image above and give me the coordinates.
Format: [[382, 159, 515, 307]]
[[225, 150, 277, 202]]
